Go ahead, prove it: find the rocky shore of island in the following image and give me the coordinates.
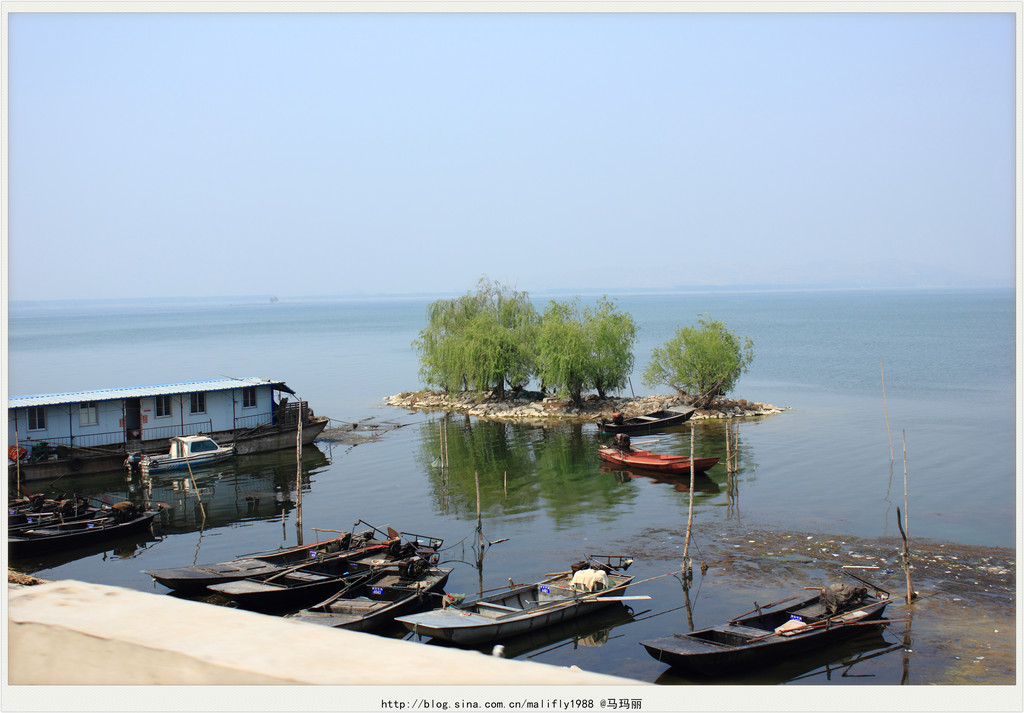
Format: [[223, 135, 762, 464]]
[[384, 389, 787, 424]]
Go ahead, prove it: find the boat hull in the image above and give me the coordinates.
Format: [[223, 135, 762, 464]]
[[641, 595, 890, 677], [598, 447, 719, 474], [8, 510, 160, 559], [598, 407, 695, 434], [144, 533, 362, 593], [288, 567, 452, 633], [397, 572, 634, 646]]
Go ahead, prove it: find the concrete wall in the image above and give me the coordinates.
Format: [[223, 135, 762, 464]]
[[8, 580, 645, 686]]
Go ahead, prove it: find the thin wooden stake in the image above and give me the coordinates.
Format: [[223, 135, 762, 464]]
[[900, 429, 915, 603], [682, 425, 696, 577], [296, 400, 304, 539]]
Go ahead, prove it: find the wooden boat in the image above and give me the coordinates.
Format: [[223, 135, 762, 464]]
[[396, 556, 645, 646], [8, 505, 161, 558], [287, 559, 453, 632], [206, 543, 390, 612], [640, 583, 892, 677], [135, 435, 236, 474], [8, 495, 102, 532], [598, 445, 718, 474], [206, 529, 445, 613], [143, 528, 377, 593], [597, 406, 696, 434]]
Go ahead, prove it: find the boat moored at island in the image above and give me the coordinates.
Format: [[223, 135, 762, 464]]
[[597, 406, 696, 434], [7, 377, 329, 481], [598, 435, 719, 475]]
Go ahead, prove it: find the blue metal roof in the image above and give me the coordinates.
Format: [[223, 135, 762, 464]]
[[8, 378, 294, 409]]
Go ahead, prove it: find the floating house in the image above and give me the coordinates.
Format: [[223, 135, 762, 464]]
[[8, 377, 328, 482]]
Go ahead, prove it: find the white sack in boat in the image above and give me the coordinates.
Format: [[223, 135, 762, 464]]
[[571, 568, 610, 592]]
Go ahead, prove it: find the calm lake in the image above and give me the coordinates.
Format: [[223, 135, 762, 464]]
[[6, 288, 1017, 686]]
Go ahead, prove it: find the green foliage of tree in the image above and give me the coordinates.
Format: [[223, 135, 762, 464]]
[[413, 277, 537, 398], [642, 315, 754, 408], [535, 296, 637, 406], [586, 296, 637, 399]]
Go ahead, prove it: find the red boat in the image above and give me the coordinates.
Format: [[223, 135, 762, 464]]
[[598, 446, 719, 475]]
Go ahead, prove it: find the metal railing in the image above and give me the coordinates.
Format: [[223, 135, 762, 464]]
[[14, 420, 214, 453], [141, 420, 213, 443]]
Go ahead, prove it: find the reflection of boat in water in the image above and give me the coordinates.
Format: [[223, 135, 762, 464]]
[[8, 525, 164, 573], [423, 601, 639, 660], [601, 463, 721, 493], [138, 444, 330, 534]]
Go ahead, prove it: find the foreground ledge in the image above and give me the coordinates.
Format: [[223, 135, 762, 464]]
[[7, 580, 643, 686], [385, 391, 786, 424]]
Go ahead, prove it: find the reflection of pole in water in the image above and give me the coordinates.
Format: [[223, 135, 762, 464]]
[[295, 400, 304, 545], [682, 425, 696, 578], [682, 576, 695, 632], [725, 420, 741, 522], [901, 607, 913, 684]]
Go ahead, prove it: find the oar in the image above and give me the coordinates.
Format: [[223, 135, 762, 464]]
[[527, 595, 650, 604], [770, 616, 909, 640]]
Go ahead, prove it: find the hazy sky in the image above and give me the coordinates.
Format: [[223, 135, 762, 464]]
[[6, 8, 1017, 301]]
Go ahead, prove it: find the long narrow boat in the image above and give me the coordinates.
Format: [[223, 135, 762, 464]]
[[597, 406, 696, 434], [396, 556, 644, 646], [143, 528, 376, 593], [205, 542, 391, 612], [287, 559, 453, 632], [9, 496, 104, 533], [206, 529, 446, 613], [640, 583, 892, 677], [8, 506, 161, 558], [598, 446, 719, 474]]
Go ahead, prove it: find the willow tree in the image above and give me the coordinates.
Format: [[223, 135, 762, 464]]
[[536, 296, 637, 406], [586, 296, 637, 399], [642, 315, 754, 408], [413, 278, 537, 398]]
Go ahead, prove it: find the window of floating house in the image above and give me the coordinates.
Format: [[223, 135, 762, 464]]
[[27, 406, 46, 431], [155, 395, 172, 418], [190, 392, 206, 414], [242, 386, 257, 409], [79, 401, 99, 427]]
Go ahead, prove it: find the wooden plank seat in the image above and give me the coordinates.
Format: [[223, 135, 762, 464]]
[[475, 601, 520, 612]]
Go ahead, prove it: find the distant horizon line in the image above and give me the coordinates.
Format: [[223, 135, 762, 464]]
[[6, 283, 1015, 306]]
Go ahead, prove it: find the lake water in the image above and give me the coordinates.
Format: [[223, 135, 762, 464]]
[[5, 288, 1017, 687]]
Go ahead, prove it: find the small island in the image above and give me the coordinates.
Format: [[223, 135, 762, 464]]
[[385, 390, 787, 424]]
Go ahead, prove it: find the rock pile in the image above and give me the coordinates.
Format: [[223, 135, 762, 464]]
[[384, 390, 786, 424]]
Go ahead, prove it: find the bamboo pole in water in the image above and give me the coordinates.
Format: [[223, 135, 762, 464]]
[[899, 429, 915, 603], [682, 425, 696, 577], [296, 400, 304, 540]]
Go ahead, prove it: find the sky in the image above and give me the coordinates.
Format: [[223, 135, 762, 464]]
[[4, 7, 1019, 301]]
